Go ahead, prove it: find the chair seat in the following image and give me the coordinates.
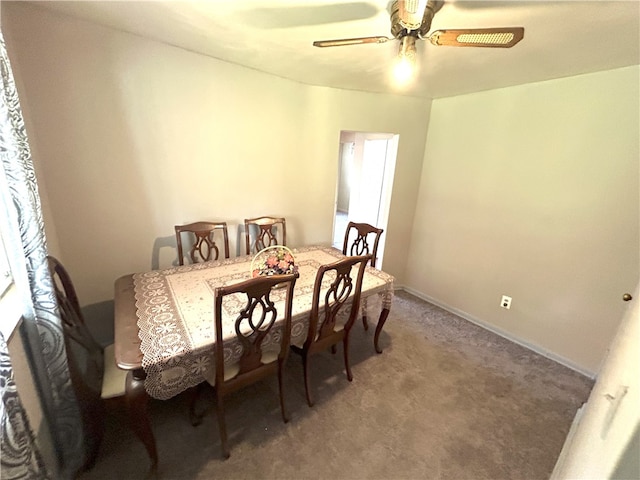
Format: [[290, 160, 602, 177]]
[[204, 349, 279, 386], [290, 308, 351, 349], [101, 343, 128, 399]]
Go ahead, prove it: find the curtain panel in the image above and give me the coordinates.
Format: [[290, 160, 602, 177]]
[[0, 33, 83, 478], [0, 331, 49, 479]]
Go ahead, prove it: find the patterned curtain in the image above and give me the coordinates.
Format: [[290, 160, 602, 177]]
[[0, 331, 48, 479], [0, 33, 83, 478]]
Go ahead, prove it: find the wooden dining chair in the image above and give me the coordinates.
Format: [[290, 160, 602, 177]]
[[342, 221, 384, 331], [189, 272, 298, 459], [47, 256, 141, 475], [290, 255, 370, 407], [342, 221, 383, 268], [175, 221, 230, 265], [244, 216, 286, 255]]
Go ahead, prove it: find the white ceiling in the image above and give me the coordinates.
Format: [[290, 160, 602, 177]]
[[30, 0, 640, 99]]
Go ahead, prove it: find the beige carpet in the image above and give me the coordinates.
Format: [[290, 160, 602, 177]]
[[79, 291, 593, 480]]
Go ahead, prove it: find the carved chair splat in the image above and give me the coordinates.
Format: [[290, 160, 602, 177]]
[[244, 216, 286, 255], [175, 221, 230, 265], [342, 222, 384, 331]]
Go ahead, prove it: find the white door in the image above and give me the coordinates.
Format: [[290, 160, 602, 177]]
[[348, 138, 387, 225], [551, 285, 639, 479], [333, 131, 398, 267]]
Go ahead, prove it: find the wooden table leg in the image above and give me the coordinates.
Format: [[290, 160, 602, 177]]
[[125, 368, 158, 477], [374, 308, 390, 354]]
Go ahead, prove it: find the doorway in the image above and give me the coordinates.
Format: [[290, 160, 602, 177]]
[[333, 131, 399, 268]]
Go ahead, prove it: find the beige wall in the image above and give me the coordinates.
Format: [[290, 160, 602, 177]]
[[2, 3, 429, 307], [405, 66, 640, 374]]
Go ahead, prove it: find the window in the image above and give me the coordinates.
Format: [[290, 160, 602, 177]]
[[0, 170, 24, 339], [0, 232, 22, 339]]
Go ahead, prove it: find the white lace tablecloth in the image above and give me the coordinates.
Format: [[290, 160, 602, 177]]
[[133, 245, 394, 400]]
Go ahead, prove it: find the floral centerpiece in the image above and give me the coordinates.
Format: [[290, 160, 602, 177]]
[[251, 246, 297, 278]]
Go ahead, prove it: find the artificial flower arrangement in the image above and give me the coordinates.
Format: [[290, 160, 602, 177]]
[[251, 245, 297, 278]]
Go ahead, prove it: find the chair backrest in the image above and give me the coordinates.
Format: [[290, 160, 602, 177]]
[[304, 255, 370, 349], [213, 272, 298, 387], [175, 221, 230, 265], [47, 256, 105, 470], [47, 256, 102, 353], [342, 222, 384, 268], [244, 216, 287, 255]]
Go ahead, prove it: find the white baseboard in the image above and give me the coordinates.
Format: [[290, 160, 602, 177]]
[[398, 285, 595, 379], [549, 404, 586, 479]]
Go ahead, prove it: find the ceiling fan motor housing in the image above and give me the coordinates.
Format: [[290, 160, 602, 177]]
[[390, 0, 443, 39]]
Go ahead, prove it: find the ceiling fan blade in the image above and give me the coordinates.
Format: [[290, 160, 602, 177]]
[[428, 27, 524, 48], [313, 36, 391, 47]]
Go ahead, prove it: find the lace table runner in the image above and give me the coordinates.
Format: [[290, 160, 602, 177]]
[[133, 245, 394, 400]]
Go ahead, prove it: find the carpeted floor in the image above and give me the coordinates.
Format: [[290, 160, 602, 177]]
[[79, 291, 593, 480]]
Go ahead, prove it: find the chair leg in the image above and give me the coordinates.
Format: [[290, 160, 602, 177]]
[[343, 337, 353, 382], [361, 298, 369, 331], [81, 397, 106, 472], [302, 353, 314, 407], [188, 383, 205, 426], [277, 360, 289, 423], [215, 391, 230, 459], [374, 308, 391, 354]]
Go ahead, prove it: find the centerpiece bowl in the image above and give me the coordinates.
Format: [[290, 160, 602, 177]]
[[250, 246, 297, 281]]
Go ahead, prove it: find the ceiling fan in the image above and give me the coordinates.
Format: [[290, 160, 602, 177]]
[[312, 0, 524, 80]]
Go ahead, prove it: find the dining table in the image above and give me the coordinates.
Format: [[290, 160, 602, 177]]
[[113, 245, 395, 473]]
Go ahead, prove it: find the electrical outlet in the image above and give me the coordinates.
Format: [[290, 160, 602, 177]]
[[501, 295, 512, 309]]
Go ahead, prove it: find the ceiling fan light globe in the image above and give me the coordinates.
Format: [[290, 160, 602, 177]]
[[392, 56, 415, 85], [393, 35, 417, 86]]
